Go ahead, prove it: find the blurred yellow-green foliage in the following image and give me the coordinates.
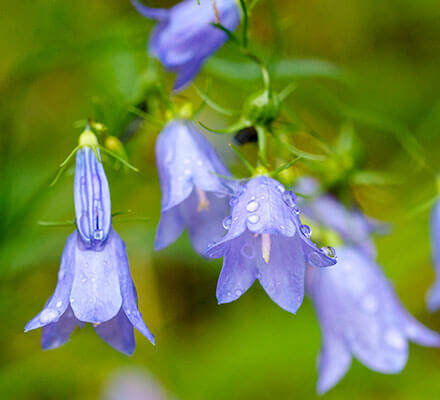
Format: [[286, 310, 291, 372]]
[[1, 0, 440, 399]]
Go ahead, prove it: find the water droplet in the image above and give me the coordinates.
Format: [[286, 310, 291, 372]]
[[320, 246, 336, 258], [241, 244, 255, 259], [126, 310, 131, 315], [384, 329, 406, 350], [235, 289, 243, 297], [362, 295, 378, 314], [81, 278, 87, 283], [277, 184, 285, 193], [229, 197, 238, 207], [300, 224, 312, 238], [247, 214, 260, 224], [93, 230, 104, 240], [283, 191, 296, 208], [227, 291, 232, 297], [308, 252, 323, 267], [293, 206, 300, 215], [40, 309, 57, 323], [280, 225, 285, 230], [70, 297, 75, 303], [56, 301, 62, 308], [222, 216, 232, 230], [246, 200, 259, 212]]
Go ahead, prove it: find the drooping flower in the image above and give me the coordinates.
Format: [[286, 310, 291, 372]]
[[25, 144, 154, 355], [206, 176, 337, 314], [131, 0, 241, 91], [295, 177, 386, 257], [155, 119, 230, 255], [428, 199, 440, 312], [307, 246, 440, 394]]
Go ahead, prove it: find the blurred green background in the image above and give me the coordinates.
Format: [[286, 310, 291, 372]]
[[1, 0, 440, 399]]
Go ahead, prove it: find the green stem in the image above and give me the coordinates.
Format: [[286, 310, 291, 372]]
[[239, 0, 249, 48], [255, 125, 268, 166]]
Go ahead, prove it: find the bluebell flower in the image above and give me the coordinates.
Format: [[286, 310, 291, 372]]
[[155, 119, 230, 255], [206, 176, 337, 314], [25, 146, 154, 355], [131, 0, 241, 91], [428, 199, 440, 312], [307, 246, 440, 394]]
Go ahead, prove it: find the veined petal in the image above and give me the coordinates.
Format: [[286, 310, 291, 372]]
[[74, 147, 111, 246], [70, 230, 122, 323], [114, 230, 155, 345], [41, 306, 82, 350], [257, 235, 306, 314], [94, 309, 135, 355], [25, 232, 77, 332], [216, 231, 258, 304]]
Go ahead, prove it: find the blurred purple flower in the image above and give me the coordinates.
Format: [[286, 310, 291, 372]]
[[296, 177, 386, 257], [155, 119, 230, 255], [428, 199, 440, 312], [102, 369, 168, 400], [307, 246, 440, 394], [25, 148, 154, 355], [131, 0, 241, 91], [206, 176, 337, 314]]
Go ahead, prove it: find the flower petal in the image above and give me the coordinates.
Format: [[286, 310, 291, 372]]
[[130, 0, 168, 20], [74, 147, 111, 246], [216, 232, 258, 304], [94, 309, 135, 355], [154, 205, 185, 251], [41, 306, 82, 350], [257, 235, 306, 314], [182, 190, 229, 255], [70, 230, 122, 323], [25, 232, 76, 332], [114, 231, 155, 345], [316, 334, 352, 395], [156, 120, 229, 212], [428, 200, 440, 312]]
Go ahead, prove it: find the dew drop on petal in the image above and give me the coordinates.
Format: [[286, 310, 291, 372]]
[[222, 216, 232, 230], [300, 224, 312, 238], [320, 246, 336, 258], [277, 184, 285, 193], [246, 200, 260, 212], [40, 309, 57, 324], [384, 329, 406, 350], [283, 191, 296, 208], [241, 244, 255, 259], [93, 229, 104, 240], [247, 214, 260, 224], [56, 301, 62, 308], [229, 197, 238, 207], [293, 206, 300, 215], [235, 289, 243, 297]]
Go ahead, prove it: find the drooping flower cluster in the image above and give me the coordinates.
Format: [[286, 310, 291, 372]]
[[300, 178, 440, 394], [131, 0, 241, 91], [25, 137, 154, 355]]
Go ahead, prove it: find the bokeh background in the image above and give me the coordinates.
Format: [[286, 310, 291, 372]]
[[1, 0, 440, 399]]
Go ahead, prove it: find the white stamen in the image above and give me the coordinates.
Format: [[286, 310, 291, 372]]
[[196, 187, 210, 212], [261, 234, 271, 264]]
